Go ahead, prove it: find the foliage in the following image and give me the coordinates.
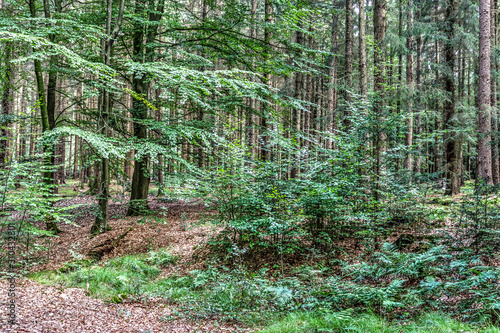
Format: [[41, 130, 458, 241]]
[[31, 250, 181, 302], [0, 156, 77, 277], [145, 247, 179, 267], [452, 180, 500, 255], [317, 243, 500, 323], [195, 104, 428, 267]]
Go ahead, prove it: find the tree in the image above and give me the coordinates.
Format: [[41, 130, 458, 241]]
[[91, 0, 125, 234], [1, 34, 12, 164], [344, 0, 353, 128], [359, 0, 367, 98], [491, 0, 499, 184], [443, 0, 460, 195], [28, 0, 62, 232], [405, 0, 414, 173], [373, 0, 387, 201], [477, 0, 493, 184], [126, 0, 164, 217]]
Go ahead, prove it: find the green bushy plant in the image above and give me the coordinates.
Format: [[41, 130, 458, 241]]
[[146, 247, 180, 267], [452, 180, 500, 255], [0, 156, 78, 277], [193, 102, 428, 268], [313, 243, 500, 323]]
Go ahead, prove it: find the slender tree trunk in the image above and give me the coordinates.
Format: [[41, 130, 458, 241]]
[[434, 26, 441, 176], [396, 0, 403, 115], [359, 0, 367, 98], [405, 1, 414, 172], [415, 30, 423, 175], [302, 22, 313, 168], [478, 0, 493, 184], [92, 0, 125, 233], [326, 16, 338, 150], [443, 0, 460, 195], [1, 41, 13, 164], [261, 0, 272, 161], [292, 27, 304, 177], [373, 0, 387, 201], [491, 0, 500, 184], [29, 0, 61, 233], [343, 0, 353, 127], [247, 0, 259, 161]]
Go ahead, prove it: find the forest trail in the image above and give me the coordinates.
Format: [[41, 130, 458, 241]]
[[0, 279, 248, 332]]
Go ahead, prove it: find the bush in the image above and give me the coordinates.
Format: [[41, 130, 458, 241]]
[[316, 244, 500, 323]]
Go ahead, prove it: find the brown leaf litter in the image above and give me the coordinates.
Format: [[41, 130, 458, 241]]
[[0, 279, 250, 332]]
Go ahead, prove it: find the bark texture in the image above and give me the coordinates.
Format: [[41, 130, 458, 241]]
[[443, 0, 460, 195], [478, 0, 493, 184]]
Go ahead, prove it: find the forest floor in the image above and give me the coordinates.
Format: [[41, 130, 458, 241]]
[[0, 279, 248, 332], [0, 189, 251, 332], [1, 182, 499, 332], [34, 194, 214, 274]]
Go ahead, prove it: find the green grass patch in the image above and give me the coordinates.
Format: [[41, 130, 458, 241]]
[[30, 248, 182, 303], [259, 311, 500, 333]]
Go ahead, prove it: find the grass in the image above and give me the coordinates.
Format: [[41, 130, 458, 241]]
[[259, 312, 500, 333], [30, 248, 181, 303]]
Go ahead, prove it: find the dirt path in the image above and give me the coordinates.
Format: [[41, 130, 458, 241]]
[[0, 279, 250, 332]]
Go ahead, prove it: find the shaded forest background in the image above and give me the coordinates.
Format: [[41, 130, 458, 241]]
[[2, 0, 499, 219]]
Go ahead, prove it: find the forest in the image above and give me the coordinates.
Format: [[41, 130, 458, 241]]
[[1, 0, 500, 331]]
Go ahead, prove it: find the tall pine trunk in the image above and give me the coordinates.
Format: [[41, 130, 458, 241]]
[[443, 0, 460, 195], [478, 0, 493, 184], [373, 0, 387, 201], [343, 0, 353, 127], [491, 0, 500, 184], [1, 41, 13, 164], [405, 1, 414, 173]]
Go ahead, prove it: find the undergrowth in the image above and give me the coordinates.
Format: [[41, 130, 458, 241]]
[[30, 247, 179, 303], [30, 242, 500, 329], [27, 180, 500, 329], [259, 312, 500, 333]]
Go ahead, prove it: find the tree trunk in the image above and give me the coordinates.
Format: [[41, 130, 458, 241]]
[[261, 0, 273, 162], [326, 16, 338, 150], [373, 0, 387, 201], [292, 27, 304, 178], [396, 0, 403, 115], [415, 30, 423, 175], [29, 0, 61, 233], [405, 0, 414, 173], [359, 0, 367, 98], [343, 0, 353, 127], [127, 0, 163, 216], [1, 40, 13, 164], [491, 0, 500, 184], [443, 0, 460, 195], [478, 0, 493, 184], [92, 0, 125, 233], [247, 0, 259, 162]]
